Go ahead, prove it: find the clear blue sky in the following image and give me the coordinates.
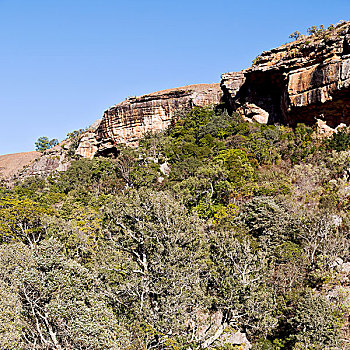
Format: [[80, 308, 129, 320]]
[[0, 0, 349, 155]]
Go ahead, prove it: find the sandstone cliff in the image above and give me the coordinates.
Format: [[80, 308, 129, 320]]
[[16, 144, 71, 180], [99, 84, 222, 145], [75, 119, 102, 159], [79, 21, 350, 160], [76, 84, 222, 159], [0, 84, 221, 179], [221, 21, 350, 127]]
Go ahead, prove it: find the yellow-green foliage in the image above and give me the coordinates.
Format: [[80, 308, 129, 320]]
[[0, 196, 53, 246]]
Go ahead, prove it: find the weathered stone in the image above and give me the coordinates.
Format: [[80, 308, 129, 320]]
[[76, 22, 350, 159], [341, 262, 350, 274], [2, 84, 221, 176], [16, 145, 71, 180], [75, 119, 102, 159], [221, 21, 350, 127], [6, 22, 350, 180], [220, 71, 246, 113], [221, 330, 251, 349], [316, 119, 336, 137], [159, 162, 171, 176], [86, 84, 222, 157], [236, 102, 269, 124]]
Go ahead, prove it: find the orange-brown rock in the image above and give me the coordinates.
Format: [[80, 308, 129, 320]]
[[85, 83, 222, 156], [221, 21, 350, 128], [59, 22, 350, 162], [76, 119, 102, 159]]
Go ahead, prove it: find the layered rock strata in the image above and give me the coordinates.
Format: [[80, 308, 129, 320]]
[[83, 83, 222, 157], [76, 119, 102, 159], [80, 22, 350, 160], [221, 21, 350, 127], [7, 22, 350, 179]]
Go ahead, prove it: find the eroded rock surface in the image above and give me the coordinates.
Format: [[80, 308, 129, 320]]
[[84, 84, 222, 157], [6, 22, 350, 178], [75, 119, 102, 159], [1, 84, 221, 178], [221, 21, 350, 127], [16, 144, 71, 180], [75, 23, 350, 159]]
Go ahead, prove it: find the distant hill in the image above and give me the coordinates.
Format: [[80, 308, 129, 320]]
[[0, 151, 40, 179]]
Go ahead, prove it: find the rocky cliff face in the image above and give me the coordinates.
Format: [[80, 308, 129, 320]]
[[221, 21, 350, 127], [75, 119, 102, 159], [76, 84, 222, 158], [15, 144, 71, 180], [78, 22, 350, 161]]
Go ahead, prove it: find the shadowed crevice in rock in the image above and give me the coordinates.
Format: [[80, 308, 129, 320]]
[[72, 21, 350, 161], [96, 146, 120, 158], [343, 35, 350, 55], [234, 69, 287, 124]]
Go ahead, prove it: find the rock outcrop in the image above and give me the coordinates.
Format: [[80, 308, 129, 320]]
[[15, 143, 73, 181], [75, 119, 102, 159], [77, 22, 350, 160], [16, 146, 71, 180], [98, 83, 222, 146], [1, 84, 221, 178], [221, 21, 350, 127], [78, 84, 222, 158]]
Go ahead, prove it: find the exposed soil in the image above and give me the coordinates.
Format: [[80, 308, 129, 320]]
[[0, 151, 40, 178]]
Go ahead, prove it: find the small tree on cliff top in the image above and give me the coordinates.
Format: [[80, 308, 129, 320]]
[[35, 136, 58, 152], [289, 31, 301, 40]]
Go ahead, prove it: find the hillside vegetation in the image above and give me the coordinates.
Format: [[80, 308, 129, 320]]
[[0, 106, 349, 349]]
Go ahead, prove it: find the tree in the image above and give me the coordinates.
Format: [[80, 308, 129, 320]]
[[49, 138, 58, 148], [239, 196, 295, 248], [307, 25, 318, 35], [35, 137, 58, 152], [0, 240, 126, 350], [207, 231, 278, 343], [35, 136, 50, 152], [66, 129, 86, 157], [307, 25, 325, 36], [289, 31, 301, 40], [102, 188, 209, 348], [0, 196, 53, 247], [0, 280, 23, 349], [287, 291, 343, 348], [45, 204, 103, 265], [214, 148, 257, 189]]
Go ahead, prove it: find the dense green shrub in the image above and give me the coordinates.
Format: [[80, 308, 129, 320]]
[[327, 129, 350, 151]]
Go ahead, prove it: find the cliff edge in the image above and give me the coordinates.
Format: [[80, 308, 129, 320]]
[[4, 21, 350, 178], [76, 83, 223, 159], [221, 21, 350, 126], [77, 21, 350, 160]]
